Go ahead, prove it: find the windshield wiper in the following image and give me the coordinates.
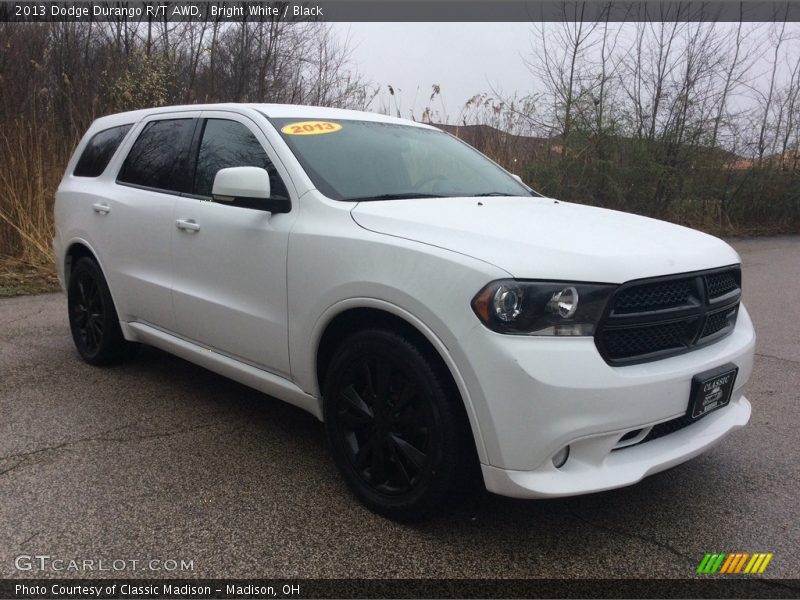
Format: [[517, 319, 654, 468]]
[[347, 193, 448, 202], [471, 192, 515, 197]]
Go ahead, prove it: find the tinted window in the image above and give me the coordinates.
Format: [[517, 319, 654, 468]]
[[73, 125, 132, 177], [194, 119, 288, 199], [118, 119, 195, 192]]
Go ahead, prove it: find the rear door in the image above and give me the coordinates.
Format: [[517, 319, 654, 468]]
[[104, 112, 200, 329], [170, 111, 298, 376]]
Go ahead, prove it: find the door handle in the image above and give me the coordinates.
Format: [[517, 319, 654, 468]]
[[175, 218, 201, 232], [92, 202, 111, 215]]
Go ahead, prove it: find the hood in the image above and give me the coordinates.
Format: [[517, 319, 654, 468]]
[[350, 196, 740, 283]]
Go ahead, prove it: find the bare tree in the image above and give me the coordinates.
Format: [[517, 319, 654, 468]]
[[526, 4, 601, 139], [756, 17, 790, 164]]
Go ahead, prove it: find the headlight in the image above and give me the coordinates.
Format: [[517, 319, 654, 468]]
[[471, 280, 616, 336]]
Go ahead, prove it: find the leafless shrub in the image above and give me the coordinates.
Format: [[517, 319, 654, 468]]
[[0, 21, 374, 269]]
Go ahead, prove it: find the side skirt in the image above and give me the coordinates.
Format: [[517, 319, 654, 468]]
[[123, 321, 323, 420]]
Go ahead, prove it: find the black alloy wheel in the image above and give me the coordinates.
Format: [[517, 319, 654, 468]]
[[70, 269, 103, 355], [67, 257, 134, 365], [324, 328, 468, 519]]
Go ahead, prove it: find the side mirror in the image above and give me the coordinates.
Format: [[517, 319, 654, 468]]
[[211, 166, 290, 213]]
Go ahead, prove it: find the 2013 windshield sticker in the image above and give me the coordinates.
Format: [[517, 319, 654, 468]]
[[281, 121, 342, 135]]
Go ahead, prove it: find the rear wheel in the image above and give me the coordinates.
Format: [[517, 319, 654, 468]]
[[67, 257, 135, 365], [323, 328, 468, 520]]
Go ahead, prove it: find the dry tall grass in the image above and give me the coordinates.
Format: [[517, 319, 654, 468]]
[[0, 119, 73, 270]]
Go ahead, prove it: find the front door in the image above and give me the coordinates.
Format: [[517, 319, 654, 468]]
[[170, 112, 297, 376]]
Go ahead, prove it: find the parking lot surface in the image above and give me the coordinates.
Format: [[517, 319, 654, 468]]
[[1, 237, 798, 580]]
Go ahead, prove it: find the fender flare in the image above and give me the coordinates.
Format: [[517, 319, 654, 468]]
[[309, 297, 488, 464]]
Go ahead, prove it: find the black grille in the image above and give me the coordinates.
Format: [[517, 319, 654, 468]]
[[613, 414, 698, 451], [706, 271, 739, 298], [701, 308, 737, 339], [596, 266, 741, 365], [602, 319, 696, 358], [614, 279, 694, 313], [641, 414, 695, 443]]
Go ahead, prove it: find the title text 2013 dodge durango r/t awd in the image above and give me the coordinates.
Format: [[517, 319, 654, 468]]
[[54, 104, 755, 519]]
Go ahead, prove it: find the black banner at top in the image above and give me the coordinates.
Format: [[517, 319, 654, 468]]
[[2, 0, 800, 22]]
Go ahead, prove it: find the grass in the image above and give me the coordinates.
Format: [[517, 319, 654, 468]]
[[0, 120, 70, 298], [0, 258, 60, 298], [0, 119, 72, 268]]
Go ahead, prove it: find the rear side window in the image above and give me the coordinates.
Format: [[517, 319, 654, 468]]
[[193, 119, 289, 199], [118, 119, 195, 193], [73, 125, 132, 177]]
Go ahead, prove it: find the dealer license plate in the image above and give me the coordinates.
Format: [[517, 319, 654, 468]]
[[688, 363, 738, 420]]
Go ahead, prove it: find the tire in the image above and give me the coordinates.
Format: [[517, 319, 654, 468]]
[[323, 328, 470, 520], [67, 257, 135, 365]]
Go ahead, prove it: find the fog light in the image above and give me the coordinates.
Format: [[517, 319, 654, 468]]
[[552, 445, 570, 468]]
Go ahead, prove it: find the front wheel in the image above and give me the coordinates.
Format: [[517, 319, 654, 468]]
[[67, 257, 135, 365], [323, 329, 469, 520]]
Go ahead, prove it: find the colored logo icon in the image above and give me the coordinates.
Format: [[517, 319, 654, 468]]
[[697, 553, 773, 574]]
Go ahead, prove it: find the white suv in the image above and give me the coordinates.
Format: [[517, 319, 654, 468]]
[[54, 104, 755, 519]]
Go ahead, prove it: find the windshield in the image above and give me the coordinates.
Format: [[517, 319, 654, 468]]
[[268, 117, 537, 201]]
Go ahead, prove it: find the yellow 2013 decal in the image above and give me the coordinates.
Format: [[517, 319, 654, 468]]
[[281, 121, 342, 135]]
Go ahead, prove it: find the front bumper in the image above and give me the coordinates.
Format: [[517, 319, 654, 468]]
[[458, 304, 756, 498], [482, 394, 750, 498]]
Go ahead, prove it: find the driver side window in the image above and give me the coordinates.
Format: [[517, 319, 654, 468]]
[[193, 119, 289, 200]]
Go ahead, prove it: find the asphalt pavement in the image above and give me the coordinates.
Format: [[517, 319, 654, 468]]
[[0, 236, 798, 580]]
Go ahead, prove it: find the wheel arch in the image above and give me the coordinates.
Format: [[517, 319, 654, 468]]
[[312, 300, 488, 464], [64, 239, 102, 287], [63, 239, 133, 342]]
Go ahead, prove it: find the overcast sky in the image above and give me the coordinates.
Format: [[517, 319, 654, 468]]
[[336, 23, 538, 121], [335, 21, 800, 126]]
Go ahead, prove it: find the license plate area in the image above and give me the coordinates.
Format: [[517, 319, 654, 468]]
[[688, 363, 738, 420]]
